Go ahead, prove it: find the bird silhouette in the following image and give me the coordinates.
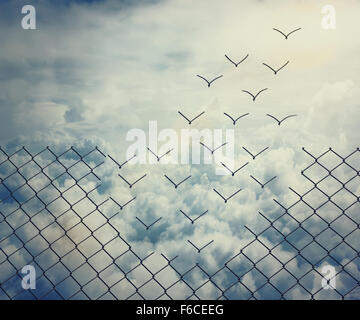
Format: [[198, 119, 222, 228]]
[[118, 173, 147, 188], [147, 147, 173, 162], [197, 75, 223, 87], [266, 114, 297, 126], [200, 142, 227, 154], [187, 239, 214, 253], [164, 174, 191, 189], [263, 61, 289, 75], [178, 111, 205, 125], [221, 161, 249, 176], [110, 196, 136, 211], [242, 88, 268, 101], [223, 112, 250, 125], [213, 188, 242, 203], [273, 27, 301, 39], [250, 175, 277, 189], [108, 153, 136, 169], [136, 217, 162, 230], [225, 54, 249, 67], [180, 209, 208, 224], [242, 146, 269, 160]]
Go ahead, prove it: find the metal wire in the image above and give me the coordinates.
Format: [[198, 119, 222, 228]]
[[0, 146, 359, 300]]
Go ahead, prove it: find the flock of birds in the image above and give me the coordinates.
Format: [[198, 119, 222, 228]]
[[178, 110, 297, 126], [192, 27, 301, 134], [110, 27, 302, 253], [196, 27, 301, 87]]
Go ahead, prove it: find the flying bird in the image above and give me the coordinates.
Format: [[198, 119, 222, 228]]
[[242, 146, 269, 160], [180, 209, 208, 224], [263, 61, 289, 75], [213, 188, 242, 203], [136, 217, 162, 230], [147, 147, 173, 162], [266, 114, 297, 126], [250, 175, 277, 189], [110, 196, 136, 211], [242, 88, 268, 101], [178, 111, 205, 125], [273, 27, 302, 39], [197, 75, 223, 87], [223, 112, 250, 125], [225, 54, 249, 67], [187, 239, 214, 253], [108, 153, 136, 169], [200, 141, 227, 154], [118, 173, 147, 188], [164, 174, 191, 189], [221, 161, 249, 176]]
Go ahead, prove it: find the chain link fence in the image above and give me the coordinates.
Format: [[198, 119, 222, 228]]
[[0, 145, 359, 300]]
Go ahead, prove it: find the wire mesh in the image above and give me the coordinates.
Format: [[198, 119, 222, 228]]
[[0, 146, 359, 300]]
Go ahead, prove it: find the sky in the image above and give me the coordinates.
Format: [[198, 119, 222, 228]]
[[0, 0, 360, 300]]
